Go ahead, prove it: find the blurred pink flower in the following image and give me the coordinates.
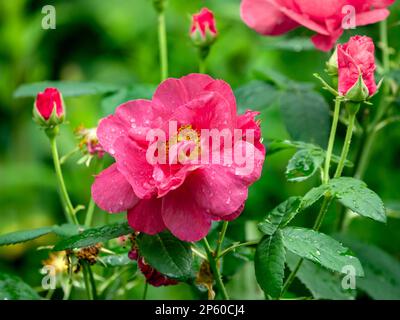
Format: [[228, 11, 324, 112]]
[[240, 0, 394, 51], [34, 87, 64, 121], [92, 74, 265, 241], [337, 35, 377, 97]]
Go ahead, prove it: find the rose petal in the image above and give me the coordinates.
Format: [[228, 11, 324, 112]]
[[162, 186, 212, 241], [127, 198, 165, 234], [91, 164, 139, 213]]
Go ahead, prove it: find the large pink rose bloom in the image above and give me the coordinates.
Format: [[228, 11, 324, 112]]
[[338, 35, 377, 97], [92, 74, 265, 242], [240, 0, 395, 51]]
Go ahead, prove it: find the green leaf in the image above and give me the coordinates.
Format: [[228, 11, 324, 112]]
[[330, 177, 386, 223], [286, 253, 356, 300], [101, 84, 156, 115], [14, 81, 120, 98], [234, 81, 280, 113], [0, 273, 41, 300], [286, 149, 324, 182], [266, 139, 353, 167], [300, 184, 330, 211], [279, 90, 330, 148], [254, 68, 314, 91], [386, 200, 400, 219], [0, 227, 53, 246], [99, 254, 134, 268], [258, 197, 302, 235], [337, 236, 400, 300], [255, 231, 286, 298], [281, 227, 364, 276], [51, 224, 81, 237], [137, 231, 193, 280], [53, 222, 132, 251]]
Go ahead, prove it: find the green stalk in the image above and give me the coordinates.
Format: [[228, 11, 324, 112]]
[[142, 282, 149, 300], [84, 159, 104, 227], [49, 135, 78, 225], [324, 98, 341, 183], [334, 111, 357, 178], [82, 262, 94, 300], [280, 97, 344, 298], [215, 221, 228, 258], [202, 238, 230, 300], [158, 12, 168, 81]]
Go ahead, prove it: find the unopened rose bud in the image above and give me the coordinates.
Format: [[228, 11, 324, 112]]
[[338, 36, 377, 102], [33, 88, 65, 128], [326, 46, 338, 76], [190, 8, 218, 49]]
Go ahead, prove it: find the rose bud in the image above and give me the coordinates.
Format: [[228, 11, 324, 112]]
[[326, 47, 338, 77], [190, 8, 218, 48], [338, 36, 378, 102], [33, 88, 65, 127]]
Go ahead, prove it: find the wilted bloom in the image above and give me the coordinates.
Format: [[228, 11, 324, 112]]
[[128, 246, 178, 287], [338, 36, 377, 101], [92, 74, 265, 242], [33, 88, 65, 127], [190, 8, 218, 47], [42, 252, 68, 274], [75, 125, 105, 165], [138, 257, 178, 287], [240, 0, 394, 51]]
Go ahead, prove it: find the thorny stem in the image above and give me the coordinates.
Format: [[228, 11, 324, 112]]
[[218, 240, 258, 259], [215, 221, 229, 258], [82, 262, 94, 300], [280, 98, 353, 298], [202, 238, 230, 300]]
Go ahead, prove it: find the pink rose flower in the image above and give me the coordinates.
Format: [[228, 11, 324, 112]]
[[92, 74, 265, 242], [34, 88, 64, 125], [337, 35, 377, 97], [240, 0, 394, 51]]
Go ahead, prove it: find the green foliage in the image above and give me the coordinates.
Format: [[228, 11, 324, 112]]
[[286, 253, 356, 300], [0, 224, 80, 246], [285, 149, 324, 182], [0, 227, 53, 246], [137, 231, 193, 280], [338, 236, 400, 300], [53, 222, 132, 251], [0, 273, 40, 300], [281, 227, 364, 276], [258, 197, 302, 235], [101, 84, 156, 115], [14, 81, 121, 98], [234, 80, 280, 113], [298, 178, 386, 223], [329, 178, 386, 223], [255, 232, 286, 298], [279, 90, 330, 148]]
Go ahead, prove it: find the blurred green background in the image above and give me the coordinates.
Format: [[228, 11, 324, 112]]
[[0, 0, 399, 299]]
